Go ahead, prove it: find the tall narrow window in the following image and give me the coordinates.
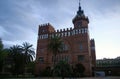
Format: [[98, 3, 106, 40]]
[[79, 43, 83, 50]]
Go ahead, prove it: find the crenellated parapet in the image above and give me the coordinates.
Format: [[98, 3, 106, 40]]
[[39, 23, 51, 27], [38, 24, 89, 40], [38, 23, 55, 35]]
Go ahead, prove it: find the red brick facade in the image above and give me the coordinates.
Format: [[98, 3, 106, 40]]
[[35, 3, 96, 76]]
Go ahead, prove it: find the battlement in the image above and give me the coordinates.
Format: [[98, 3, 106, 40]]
[[38, 25, 88, 40], [38, 23, 55, 35], [56, 27, 73, 33], [39, 23, 52, 27]]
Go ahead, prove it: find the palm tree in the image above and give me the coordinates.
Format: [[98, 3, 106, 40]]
[[9, 45, 24, 75], [48, 36, 63, 66], [47, 36, 63, 77], [22, 42, 35, 63], [22, 42, 35, 73]]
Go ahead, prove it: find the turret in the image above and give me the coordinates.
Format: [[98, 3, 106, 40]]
[[72, 0, 89, 29]]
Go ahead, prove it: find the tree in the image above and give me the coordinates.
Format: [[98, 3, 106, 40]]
[[47, 36, 63, 77], [9, 45, 24, 75], [22, 42, 35, 74], [54, 61, 71, 79], [0, 38, 9, 73], [22, 42, 35, 63], [48, 36, 63, 65]]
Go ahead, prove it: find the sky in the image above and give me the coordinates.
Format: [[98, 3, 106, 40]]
[[0, 0, 120, 59]]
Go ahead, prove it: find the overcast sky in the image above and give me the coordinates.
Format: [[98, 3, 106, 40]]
[[0, 0, 120, 59]]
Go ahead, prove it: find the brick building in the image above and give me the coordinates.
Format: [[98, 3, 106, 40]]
[[35, 2, 96, 76]]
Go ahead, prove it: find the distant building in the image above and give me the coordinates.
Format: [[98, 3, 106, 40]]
[[96, 57, 120, 76], [35, 2, 96, 76], [96, 57, 120, 67]]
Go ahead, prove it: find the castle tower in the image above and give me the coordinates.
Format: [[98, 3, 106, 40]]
[[70, 1, 93, 76], [73, 1, 89, 29], [35, 1, 96, 77]]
